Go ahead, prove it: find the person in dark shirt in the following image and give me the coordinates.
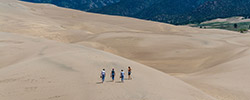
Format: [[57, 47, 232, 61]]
[[110, 68, 115, 82], [128, 66, 132, 80]]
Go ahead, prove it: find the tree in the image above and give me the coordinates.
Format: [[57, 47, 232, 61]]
[[238, 28, 248, 33], [234, 23, 238, 29]]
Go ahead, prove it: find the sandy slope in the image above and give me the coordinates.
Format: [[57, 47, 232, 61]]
[[1, 0, 250, 100], [1, 0, 248, 74], [178, 36, 250, 100], [181, 54, 250, 100], [0, 32, 215, 100]]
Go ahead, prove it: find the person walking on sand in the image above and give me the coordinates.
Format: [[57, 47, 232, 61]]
[[110, 68, 115, 82], [128, 66, 132, 80], [120, 70, 125, 82], [100, 69, 106, 83]]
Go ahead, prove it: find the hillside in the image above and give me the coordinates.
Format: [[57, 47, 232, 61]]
[[1, 0, 249, 74], [91, 0, 210, 24], [93, 0, 250, 24], [0, 31, 216, 100], [189, 17, 250, 33], [1, 0, 250, 100], [90, 0, 160, 17], [21, 0, 120, 10], [0, 1, 217, 99], [22, 0, 250, 25], [188, 0, 250, 23]]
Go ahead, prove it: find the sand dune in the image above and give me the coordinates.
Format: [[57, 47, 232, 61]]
[[1, 0, 250, 100], [0, 32, 215, 100], [180, 46, 250, 100], [1, 0, 247, 74]]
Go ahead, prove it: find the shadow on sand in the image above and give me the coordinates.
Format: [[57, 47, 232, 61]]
[[96, 80, 116, 84], [96, 82, 103, 84], [106, 80, 114, 82], [125, 78, 132, 80], [115, 81, 124, 83], [96, 80, 127, 84]]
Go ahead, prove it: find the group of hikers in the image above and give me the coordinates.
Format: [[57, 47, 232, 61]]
[[100, 66, 132, 83]]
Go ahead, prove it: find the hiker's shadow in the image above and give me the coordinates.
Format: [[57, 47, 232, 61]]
[[96, 80, 114, 84], [115, 81, 124, 83], [96, 82, 103, 84], [106, 80, 114, 82], [125, 78, 132, 80]]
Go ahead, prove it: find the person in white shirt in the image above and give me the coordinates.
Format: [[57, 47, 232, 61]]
[[120, 70, 125, 82], [100, 69, 106, 83]]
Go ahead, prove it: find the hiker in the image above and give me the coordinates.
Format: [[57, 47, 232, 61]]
[[128, 66, 132, 79], [120, 70, 125, 82], [100, 69, 106, 83], [110, 68, 115, 82]]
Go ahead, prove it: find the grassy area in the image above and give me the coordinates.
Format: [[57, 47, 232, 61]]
[[190, 22, 250, 33]]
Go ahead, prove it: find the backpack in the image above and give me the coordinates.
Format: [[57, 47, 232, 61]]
[[121, 72, 124, 77], [112, 71, 115, 76], [101, 71, 105, 76]]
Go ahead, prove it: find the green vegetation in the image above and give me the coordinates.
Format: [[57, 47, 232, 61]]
[[21, 0, 120, 11], [191, 22, 250, 33], [23, 0, 250, 25]]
